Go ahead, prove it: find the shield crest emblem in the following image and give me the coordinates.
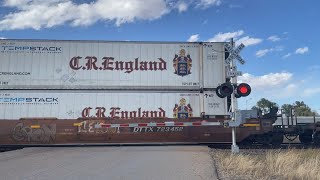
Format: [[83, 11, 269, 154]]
[[173, 98, 193, 119], [177, 60, 188, 76], [178, 112, 189, 118], [173, 49, 192, 77]]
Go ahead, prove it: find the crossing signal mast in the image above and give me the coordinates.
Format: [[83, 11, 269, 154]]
[[216, 39, 252, 153]]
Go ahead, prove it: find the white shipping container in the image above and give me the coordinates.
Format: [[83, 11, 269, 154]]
[[0, 91, 227, 120], [0, 40, 225, 89]]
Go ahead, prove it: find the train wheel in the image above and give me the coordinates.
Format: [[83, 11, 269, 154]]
[[313, 132, 320, 145], [240, 137, 254, 146], [272, 133, 284, 146], [256, 134, 273, 145], [299, 130, 313, 144]]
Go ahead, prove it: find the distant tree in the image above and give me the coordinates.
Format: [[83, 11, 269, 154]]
[[251, 106, 260, 111], [251, 106, 262, 116], [281, 104, 293, 116], [293, 101, 315, 116], [251, 98, 278, 115], [281, 101, 318, 116]]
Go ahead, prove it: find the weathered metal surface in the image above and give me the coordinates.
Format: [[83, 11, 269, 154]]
[[0, 90, 227, 119], [0, 118, 261, 145], [0, 40, 225, 90]]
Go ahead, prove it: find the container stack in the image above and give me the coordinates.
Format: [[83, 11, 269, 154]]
[[0, 40, 228, 120]]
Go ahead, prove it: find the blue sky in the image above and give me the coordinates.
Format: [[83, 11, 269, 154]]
[[0, 0, 319, 113]]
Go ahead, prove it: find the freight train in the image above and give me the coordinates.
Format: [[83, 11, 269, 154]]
[[236, 109, 320, 145], [1, 104, 319, 146], [1, 39, 319, 147]]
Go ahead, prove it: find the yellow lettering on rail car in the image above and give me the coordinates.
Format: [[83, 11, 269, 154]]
[[30, 125, 40, 129], [242, 124, 260, 127], [73, 123, 82, 126]]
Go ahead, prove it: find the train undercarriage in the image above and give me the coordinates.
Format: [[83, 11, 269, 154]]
[[240, 111, 320, 146], [0, 110, 319, 147]]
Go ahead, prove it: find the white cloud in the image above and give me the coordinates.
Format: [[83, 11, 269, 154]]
[[237, 71, 320, 110], [207, 30, 244, 42], [3, 0, 33, 6], [176, 1, 188, 12], [238, 72, 293, 90], [255, 46, 283, 58], [207, 30, 262, 47], [237, 72, 304, 107], [0, 0, 227, 30], [0, 37, 7, 39], [268, 35, 280, 42], [187, 34, 199, 42], [238, 72, 320, 105], [284, 83, 298, 93], [295, 47, 309, 54], [196, 0, 222, 9], [256, 49, 271, 58], [0, 0, 169, 30], [236, 36, 262, 47], [303, 88, 320, 97], [282, 53, 291, 59], [281, 46, 309, 59]]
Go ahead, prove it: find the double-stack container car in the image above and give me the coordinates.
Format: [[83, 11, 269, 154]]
[[0, 39, 264, 146]]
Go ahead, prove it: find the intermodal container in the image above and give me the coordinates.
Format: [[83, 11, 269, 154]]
[[0, 90, 227, 120], [0, 40, 226, 90]]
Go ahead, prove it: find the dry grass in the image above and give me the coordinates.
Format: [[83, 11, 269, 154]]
[[211, 149, 320, 180]]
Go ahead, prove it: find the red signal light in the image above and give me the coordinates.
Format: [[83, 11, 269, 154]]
[[235, 83, 251, 97], [239, 86, 248, 94]]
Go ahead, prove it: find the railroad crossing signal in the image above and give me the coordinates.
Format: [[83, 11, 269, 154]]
[[224, 43, 246, 65], [216, 83, 251, 98]]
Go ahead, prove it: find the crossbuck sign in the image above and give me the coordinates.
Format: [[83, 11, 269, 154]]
[[224, 43, 246, 65]]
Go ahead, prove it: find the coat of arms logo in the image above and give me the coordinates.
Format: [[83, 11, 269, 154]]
[[173, 98, 193, 118], [173, 49, 192, 76]]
